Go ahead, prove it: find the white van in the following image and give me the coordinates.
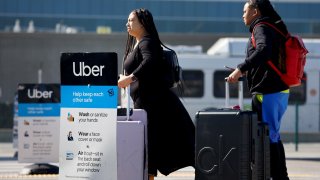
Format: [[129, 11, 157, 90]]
[[174, 38, 320, 134]]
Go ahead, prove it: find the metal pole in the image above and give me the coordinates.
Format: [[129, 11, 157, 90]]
[[295, 103, 299, 151], [38, 69, 42, 83]]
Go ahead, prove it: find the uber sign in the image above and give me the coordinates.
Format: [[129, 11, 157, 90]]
[[72, 62, 105, 77], [27, 89, 53, 99], [17, 83, 60, 163], [60, 52, 117, 86], [18, 84, 60, 103], [59, 52, 118, 180]]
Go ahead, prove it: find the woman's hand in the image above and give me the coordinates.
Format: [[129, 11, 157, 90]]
[[226, 68, 243, 83], [118, 74, 135, 88]]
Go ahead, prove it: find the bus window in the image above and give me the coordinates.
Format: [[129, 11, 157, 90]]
[[288, 73, 307, 105], [173, 70, 204, 97], [213, 70, 251, 98]]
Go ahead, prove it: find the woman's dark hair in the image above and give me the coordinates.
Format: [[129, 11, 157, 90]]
[[247, 0, 288, 34], [124, 8, 164, 60], [123, 8, 185, 95]]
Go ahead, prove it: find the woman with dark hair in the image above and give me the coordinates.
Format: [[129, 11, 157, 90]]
[[118, 8, 195, 180], [226, 0, 290, 179]]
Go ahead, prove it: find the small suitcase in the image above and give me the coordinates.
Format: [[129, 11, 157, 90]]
[[195, 79, 270, 180], [117, 86, 148, 180]]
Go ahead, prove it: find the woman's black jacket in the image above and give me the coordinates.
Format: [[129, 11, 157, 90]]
[[237, 17, 289, 94]]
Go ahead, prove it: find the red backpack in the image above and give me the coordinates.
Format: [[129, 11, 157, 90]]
[[251, 22, 308, 87]]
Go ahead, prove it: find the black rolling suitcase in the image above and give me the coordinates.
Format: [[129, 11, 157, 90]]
[[195, 79, 270, 180]]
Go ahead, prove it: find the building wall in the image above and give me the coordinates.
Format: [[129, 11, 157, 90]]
[[0, 32, 238, 103], [0, 0, 320, 34]]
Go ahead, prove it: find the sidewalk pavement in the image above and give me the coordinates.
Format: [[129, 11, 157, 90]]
[[283, 142, 320, 161]]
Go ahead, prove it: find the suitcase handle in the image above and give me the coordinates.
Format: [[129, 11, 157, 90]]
[[225, 77, 244, 110], [118, 86, 132, 121], [119, 69, 133, 121], [126, 85, 130, 121]]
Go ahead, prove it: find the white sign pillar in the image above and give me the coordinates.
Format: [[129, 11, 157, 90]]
[[59, 52, 118, 180], [17, 83, 60, 163]]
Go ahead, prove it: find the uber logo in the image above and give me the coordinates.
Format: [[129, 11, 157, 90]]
[[196, 135, 236, 175], [27, 89, 53, 99], [73, 62, 105, 77]]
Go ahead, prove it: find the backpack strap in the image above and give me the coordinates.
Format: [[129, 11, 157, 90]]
[[256, 22, 288, 38], [251, 21, 289, 48], [251, 22, 288, 78]]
